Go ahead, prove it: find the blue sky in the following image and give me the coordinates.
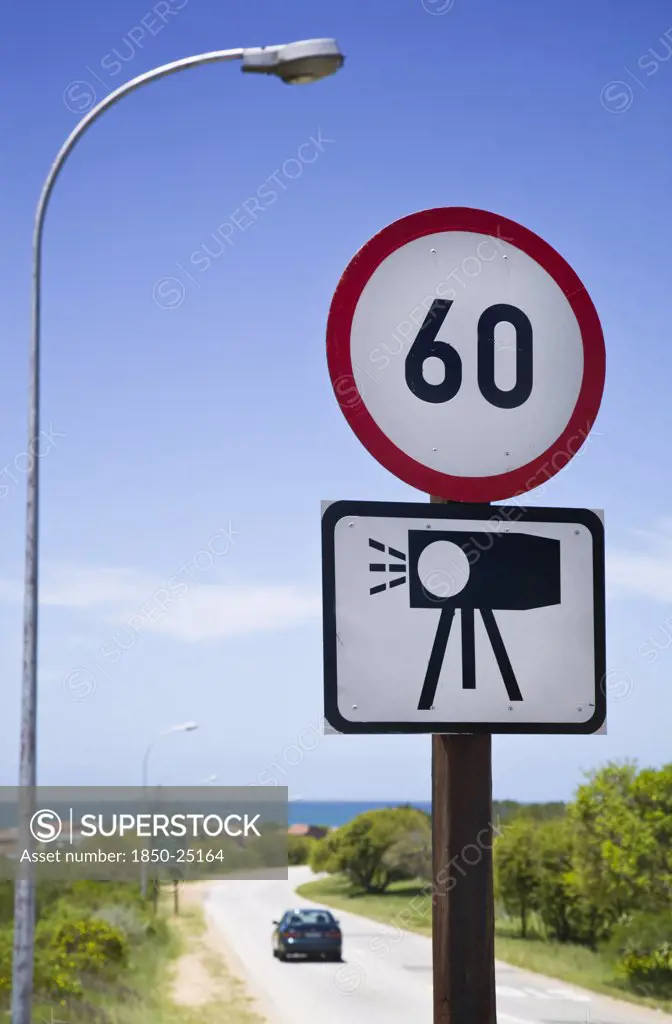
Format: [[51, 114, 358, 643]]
[[1, 0, 672, 801]]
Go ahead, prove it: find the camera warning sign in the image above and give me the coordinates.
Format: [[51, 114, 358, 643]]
[[321, 500, 605, 735]]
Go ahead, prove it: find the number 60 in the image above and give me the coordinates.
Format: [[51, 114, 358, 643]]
[[404, 299, 533, 409]]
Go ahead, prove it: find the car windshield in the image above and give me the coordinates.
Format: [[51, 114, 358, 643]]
[[286, 910, 335, 926]]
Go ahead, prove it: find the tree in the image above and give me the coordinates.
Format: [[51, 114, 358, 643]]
[[534, 817, 607, 947], [308, 828, 345, 875], [309, 807, 431, 892], [570, 762, 640, 922], [493, 800, 566, 825], [630, 763, 672, 906], [535, 818, 575, 942], [570, 761, 672, 929], [382, 826, 432, 882], [494, 819, 541, 937]]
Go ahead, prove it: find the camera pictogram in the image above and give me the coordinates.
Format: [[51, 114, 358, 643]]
[[369, 530, 561, 708]]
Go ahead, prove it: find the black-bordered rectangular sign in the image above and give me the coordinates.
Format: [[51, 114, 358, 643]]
[[321, 501, 605, 735]]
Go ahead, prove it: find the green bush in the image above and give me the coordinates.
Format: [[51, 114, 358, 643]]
[[0, 920, 86, 1002], [94, 904, 149, 943], [309, 807, 431, 893], [288, 835, 317, 865], [32, 948, 84, 1001], [48, 917, 128, 969], [609, 913, 672, 995], [0, 879, 75, 928], [54, 880, 149, 914], [5, 914, 132, 1002], [0, 926, 13, 999], [0, 881, 165, 1011]]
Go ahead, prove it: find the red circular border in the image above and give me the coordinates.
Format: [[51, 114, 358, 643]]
[[326, 208, 605, 502]]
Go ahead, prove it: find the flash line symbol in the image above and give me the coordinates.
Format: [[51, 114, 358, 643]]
[[369, 538, 407, 593]]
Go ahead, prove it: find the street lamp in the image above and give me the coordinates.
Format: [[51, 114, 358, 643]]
[[142, 721, 199, 791], [12, 36, 344, 1024], [242, 38, 344, 83], [140, 722, 198, 899]]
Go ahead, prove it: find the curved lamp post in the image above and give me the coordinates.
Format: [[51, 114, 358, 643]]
[[140, 721, 198, 897], [142, 721, 199, 792], [12, 37, 344, 1024]]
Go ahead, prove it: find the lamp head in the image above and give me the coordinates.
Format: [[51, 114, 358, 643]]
[[242, 38, 344, 84]]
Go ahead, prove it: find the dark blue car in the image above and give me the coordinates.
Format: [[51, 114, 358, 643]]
[[272, 908, 342, 961]]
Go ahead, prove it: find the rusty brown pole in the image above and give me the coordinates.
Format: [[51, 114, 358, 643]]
[[430, 495, 496, 1024]]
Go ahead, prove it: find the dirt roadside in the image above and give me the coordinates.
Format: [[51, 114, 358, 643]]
[[168, 883, 266, 1023]]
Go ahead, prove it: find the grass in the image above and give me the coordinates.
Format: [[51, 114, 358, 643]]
[[296, 874, 672, 1014], [29, 896, 180, 1024], [30, 919, 178, 1024], [298, 875, 433, 935], [30, 890, 262, 1024]]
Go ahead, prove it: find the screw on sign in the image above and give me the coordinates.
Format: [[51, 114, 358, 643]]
[[326, 208, 606, 502]]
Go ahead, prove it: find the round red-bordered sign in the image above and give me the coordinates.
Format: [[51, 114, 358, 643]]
[[326, 208, 605, 502]]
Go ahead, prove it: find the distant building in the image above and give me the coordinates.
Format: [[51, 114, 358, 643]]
[[288, 824, 329, 840]]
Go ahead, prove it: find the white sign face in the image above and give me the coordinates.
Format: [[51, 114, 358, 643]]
[[327, 209, 605, 502], [322, 501, 606, 735], [353, 232, 581, 477]]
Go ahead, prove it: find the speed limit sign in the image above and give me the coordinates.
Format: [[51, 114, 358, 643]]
[[326, 208, 605, 501]]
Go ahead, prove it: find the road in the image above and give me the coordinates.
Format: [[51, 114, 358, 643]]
[[203, 867, 672, 1024]]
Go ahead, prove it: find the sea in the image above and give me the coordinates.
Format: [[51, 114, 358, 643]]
[[0, 799, 430, 832], [288, 800, 431, 828]]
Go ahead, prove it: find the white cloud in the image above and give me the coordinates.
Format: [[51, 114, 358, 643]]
[[607, 521, 672, 603], [42, 565, 156, 608], [0, 563, 321, 642], [141, 584, 320, 641]]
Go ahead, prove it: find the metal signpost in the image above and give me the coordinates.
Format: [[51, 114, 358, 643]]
[[324, 207, 606, 1023]]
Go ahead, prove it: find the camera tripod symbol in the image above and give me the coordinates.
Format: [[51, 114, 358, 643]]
[[418, 604, 522, 709], [369, 530, 561, 710]]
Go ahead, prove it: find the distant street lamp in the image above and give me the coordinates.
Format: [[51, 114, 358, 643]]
[[140, 721, 199, 898], [142, 721, 199, 791]]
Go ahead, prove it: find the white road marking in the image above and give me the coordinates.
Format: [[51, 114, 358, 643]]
[[524, 987, 553, 999], [497, 985, 527, 998], [545, 986, 592, 1002], [497, 984, 593, 1002]]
